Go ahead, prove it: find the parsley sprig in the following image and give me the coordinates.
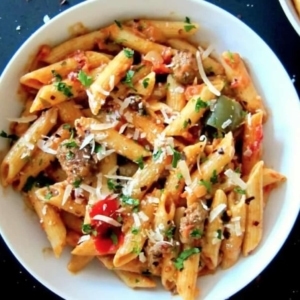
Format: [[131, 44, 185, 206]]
[[174, 248, 200, 270]]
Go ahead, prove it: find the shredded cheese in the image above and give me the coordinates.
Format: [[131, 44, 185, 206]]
[[139, 252, 147, 263], [62, 184, 72, 206], [177, 160, 191, 185], [7, 115, 37, 123], [80, 134, 95, 150], [201, 44, 215, 60], [224, 169, 247, 190], [132, 212, 141, 228], [90, 123, 116, 131], [77, 235, 90, 244], [138, 211, 149, 222], [37, 139, 57, 155], [105, 174, 133, 181], [209, 203, 227, 223], [196, 50, 221, 96], [93, 215, 122, 227]]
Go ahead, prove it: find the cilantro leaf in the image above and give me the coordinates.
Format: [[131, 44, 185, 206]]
[[114, 20, 122, 28], [195, 98, 208, 112], [185, 16, 191, 23], [234, 187, 246, 194], [72, 178, 82, 188], [124, 48, 134, 58], [131, 227, 140, 235], [135, 156, 144, 169], [153, 148, 163, 161], [174, 248, 201, 270], [78, 70, 93, 87], [0, 130, 18, 141], [63, 140, 78, 148], [199, 179, 212, 193], [51, 70, 62, 81], [172, 149, 181, 168], [120, 195, 139, 209], [184, 24, 196, 32], [210, 169, 218, 184], [82, 224, 97, 236], [44, 187, 53, 200], [142, 78, 149, 88], [190, 228, 202, 238], [107, 179, 123, 193], [54, 81, 73, 97], [122, 70, 136, 90]]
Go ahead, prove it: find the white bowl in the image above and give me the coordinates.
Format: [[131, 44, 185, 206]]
[[279, 0, 300, 35], [1, 0, 300, 299]]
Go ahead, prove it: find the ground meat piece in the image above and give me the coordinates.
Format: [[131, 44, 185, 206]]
[[171, 50, 198, 85], [179, 202, 208, 244], [56, 138, 97, 182]]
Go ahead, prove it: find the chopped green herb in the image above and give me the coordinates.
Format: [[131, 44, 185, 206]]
[[210, 169, 218, 184], [135, 278, 140, 283], [78, 70, 93, 87], [114, 20, 122, 29], [199, 179, 212, 193], [116, 215, 123, 223], [153, 148, 163, 161], [177, 173, 183, 180], [174, 248, 200, 270], [72, 178, 82, 188], [66, 151, 75, 160], [82, 224, 97, 236], [165, 226, 175, 240], [234, 166, 241, 174], [51, 70, 62, 81], [44, 187, 53, 200], [135, 156, 144, 169], [54, 81, 73, 97], [185, 16, 191, 23], [124, 48, 134, 58], [142, 78, 150, 88], [121, 195, 140, 209], [110, 232, 118, 245], [172, 149, 181, 168], [195, 98, 208, 112], [107, 179, 123, 192], [184, 24, 196, 32], [131, 227, 140, 235], [132, 246, 141, 254], [234, 187, 246, 194], [183, 118, 191, 129], [122, 70, 136, 90], [63, 124, 71, 130], [94, 143, 102, 153], [227, 51, 234, 63], [216, 229, 222, 239], [0, 130, 18, 141], [190, 228, 202, 239], [63, 140, 78, 148]]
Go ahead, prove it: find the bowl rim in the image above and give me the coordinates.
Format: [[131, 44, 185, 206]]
[[279, 0, 300, 35]]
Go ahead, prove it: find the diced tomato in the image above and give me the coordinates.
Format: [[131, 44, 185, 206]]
[[152, 62, 172, 74], [161, 47, 173, 64], [94, 229, 124, 255], [89, 197, 124, 254], [184, 85, 203, 100]]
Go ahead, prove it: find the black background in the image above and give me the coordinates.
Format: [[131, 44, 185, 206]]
[[0, 0, 299, 299]]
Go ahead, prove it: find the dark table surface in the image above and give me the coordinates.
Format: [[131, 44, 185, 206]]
[[0, 0, 299, 299]]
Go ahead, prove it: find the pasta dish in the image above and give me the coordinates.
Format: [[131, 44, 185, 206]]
[[0, 18, 286, 300]]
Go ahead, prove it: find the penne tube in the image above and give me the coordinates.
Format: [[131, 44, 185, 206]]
[[75, 117, 151, 161], [132, 71, 156, 98], [57, 100, 84, 125], [202, 189, 227, 270], [242, 161, 264, 256], [42, 29, 109, 64], [61, 211, 83, 233], [166, 74, 186, 112], [108, 24, 168, 55], [262, 167, 286, 187], [164, 79, 225, 137], [0, 108, 58, 186], [114, 270, 156, 288], [221, 51, 267, 120], [35, 181, 86, 217], [89, 49, 133, 114], [21, 51, 110, 89], [242, 111, 263, 176], [28, 190, 67, 258], [71, 237, 100, 256], [66, 230, 81, 247], [221, 192, 246, 269], [13, 125, 71, 191], [67, 255, 94, 273]]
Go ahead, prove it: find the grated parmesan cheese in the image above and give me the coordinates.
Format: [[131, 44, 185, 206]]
[[77, 234, 90, 244], [224, 169, 247, 190], [132, 212, 141, 228], [62, 184, 72, 206], [80, 133, 95, 150], [7, 115, 37, 123], [138, 211, 149, 222], [105, 174, 133, 181], [139, 252, 147, 263], [37, 139, 57, 155], [196, 50, 221, 97], [201, 44, 215, 60], [90, 122, 116, 131], [93, 215, 122, 227], [209, 203, 227, 223], [177, 160, 191, 185]]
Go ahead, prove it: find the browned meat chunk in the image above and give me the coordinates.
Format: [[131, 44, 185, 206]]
[[171, 50, 198, 85], [56, 138, 97, 182], [179, 202, 208, 244]]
